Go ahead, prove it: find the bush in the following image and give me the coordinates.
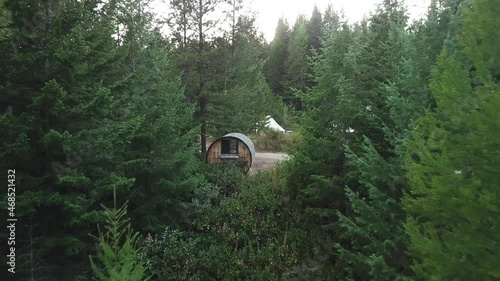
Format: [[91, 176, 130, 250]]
[[143, 227, 208, 281], [201, 162, 246, 197], [251, 130, 301, 152], [143, 166, 307, 280]]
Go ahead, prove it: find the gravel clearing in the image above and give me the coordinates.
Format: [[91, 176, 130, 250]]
[[249, 152, 289, 173]]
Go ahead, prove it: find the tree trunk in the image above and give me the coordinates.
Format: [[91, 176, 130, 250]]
[[200, 100, 207, 153], [198, 0, 207, 154]]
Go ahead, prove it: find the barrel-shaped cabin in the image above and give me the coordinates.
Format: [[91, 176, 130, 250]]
[[206, 133, 256, 173]]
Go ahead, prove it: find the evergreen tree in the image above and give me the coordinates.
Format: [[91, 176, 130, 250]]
[[119, 31, 201, 233], [192, 0, 224, 153], [283, 15, 309, 109], [285, 1, 426, 279], [209, 15, 280, 136], [168, 0, 226, 152], [101, 0, 202, 234], [0, 1, 130, 278], [305, 5, 323, 93], [0, 0, 201, 279], [412, 0, 465, 83], [168, 0, 193, 49], [404, 0, 500, 278], [352, 0, 409, 153], [226, 0, 244, 53], [285, 15, 362, 278], [323, 4, 340, 32], [336, 28, 429, 280], [264, 17, 289, 97], [308, 5, 323, 52], [331, 1, 447, 279], [90, 193, 149, 281]]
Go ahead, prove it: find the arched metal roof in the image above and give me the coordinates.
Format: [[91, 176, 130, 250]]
[[222, 133, 256, 159]]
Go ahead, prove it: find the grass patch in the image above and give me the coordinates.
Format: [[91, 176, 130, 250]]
[[250, 130, 301, 152]]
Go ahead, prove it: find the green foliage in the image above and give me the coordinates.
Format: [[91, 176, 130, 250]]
[[202, 162, 246, 197], [264, 5, 326, 110], [308, 6, 323, 51], [0, 0, 10, 40], [90, 196, 149, 281], [251, 130, 297, 152], [402, 1, 500, 279], [338, 139, 411, 281], [0, 1, 129, 278], [283, 15, 310, 109], [201, 168, 304, 280], [404, 3, 500, 276], [283, 1, 455, 279], [0, 0, 200, 279], [334, 3, 432, 279], [461, 0, 500, 84], [144, 227, 206, 281], [2, 0, 498, 280], [209, 18, 281, 136], [118, 31, 201, 233], [145, 167, 307, 280], [284, 14, 366, 277], [170, 7, 279, 142], [265, 17, 290, 97]]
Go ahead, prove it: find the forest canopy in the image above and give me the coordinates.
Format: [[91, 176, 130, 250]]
[[0, 0, 498, 280]]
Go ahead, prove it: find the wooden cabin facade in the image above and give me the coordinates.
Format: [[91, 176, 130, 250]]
[[206, 133, 256, 173]]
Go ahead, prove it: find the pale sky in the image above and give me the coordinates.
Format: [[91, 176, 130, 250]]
[[251, 0, 431, 42], [153, 0, 431, 42]]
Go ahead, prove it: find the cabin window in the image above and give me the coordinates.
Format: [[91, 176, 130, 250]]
[[221, 139, 238, 155]]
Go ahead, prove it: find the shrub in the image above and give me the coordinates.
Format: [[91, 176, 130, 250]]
[[143, 227, 208, 281], [143, 166, 307, 280], [251, 130, 301, 152], [201, 162, 246, 197]]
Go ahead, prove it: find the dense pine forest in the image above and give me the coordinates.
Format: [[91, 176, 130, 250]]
[[0, 0, 499, 280]]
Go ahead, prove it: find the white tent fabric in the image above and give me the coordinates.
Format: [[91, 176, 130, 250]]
[[264, 115, 286, 133]]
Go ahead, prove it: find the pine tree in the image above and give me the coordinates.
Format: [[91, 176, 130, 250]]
[[0, 1, 130, 279], [168, 0, 226, 153], [351, 0, 409, 153], [283, 15, 309, 109], [285, 15, 363, 278], [412, 0, 466, 82], [193, 0, 224, 153], [308, 5, 323, 52], [404, 0, 500, 278], [332, 1, 442, 279], [168, 0, 193, 49], [103, 0, 201, 234], [226, 0, 244, 53], [0, 0, 201, 279], [209, 15, 280, 136], [122, 32, 202, 233], [322, 4, 340, 32], [336, 28, 429, 280], [264, 17, 289, 98], [90, 192, 149, 281], [305, 5, 323, 93], [285, 1, 430, 279]]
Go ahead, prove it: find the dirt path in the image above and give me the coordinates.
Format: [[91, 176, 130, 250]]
[[250, 152, 289, 173]]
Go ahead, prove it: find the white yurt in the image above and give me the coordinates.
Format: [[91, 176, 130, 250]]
[[264, 115, 286, 133]]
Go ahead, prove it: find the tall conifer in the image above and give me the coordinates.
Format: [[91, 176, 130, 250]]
[[404, 0, 500, 278]]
